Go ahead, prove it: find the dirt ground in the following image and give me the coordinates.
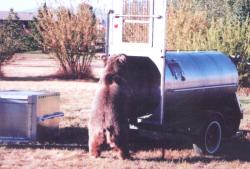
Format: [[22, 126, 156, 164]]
[[0, 52, 250, 169]]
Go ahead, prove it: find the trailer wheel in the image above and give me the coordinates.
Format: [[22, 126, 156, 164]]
[[193, 117, 222, 155]]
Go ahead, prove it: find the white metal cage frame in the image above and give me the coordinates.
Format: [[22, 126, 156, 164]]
[[106, 0, 167, 125], [106, 0, 167, 57]]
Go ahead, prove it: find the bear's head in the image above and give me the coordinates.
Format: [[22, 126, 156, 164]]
[[101, 54, 127, 85]]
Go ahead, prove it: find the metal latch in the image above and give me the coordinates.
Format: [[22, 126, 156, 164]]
[[167, 59, 186, 81], [114, 14, 162, 19], [37, 112, 64, 122]]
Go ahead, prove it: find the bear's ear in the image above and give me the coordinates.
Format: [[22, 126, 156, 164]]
[[117, 54, 127, 64]]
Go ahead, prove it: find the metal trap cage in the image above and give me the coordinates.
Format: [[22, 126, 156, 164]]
[[107, 0, 167, 57], [105, 0, 242, 155], [106, 0, 167, 125]]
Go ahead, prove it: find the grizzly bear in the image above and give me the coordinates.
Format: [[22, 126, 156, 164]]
[[88, 54, 130, 159]]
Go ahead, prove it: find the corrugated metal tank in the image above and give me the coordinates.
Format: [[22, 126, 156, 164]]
[[165, 51, 238, 95]]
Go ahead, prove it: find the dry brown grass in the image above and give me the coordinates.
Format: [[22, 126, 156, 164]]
[[0, 53, 250, 169]]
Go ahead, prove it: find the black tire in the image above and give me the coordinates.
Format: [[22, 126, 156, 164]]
[[193, 117, 223, 155]]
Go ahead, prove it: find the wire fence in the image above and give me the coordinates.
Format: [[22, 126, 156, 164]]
[[122, 0, 151, 43]]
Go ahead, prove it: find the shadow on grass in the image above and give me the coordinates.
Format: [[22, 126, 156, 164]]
[[129, 129, 250, 163], [2, 127, 250, 163], [1, 127, 89, 151]]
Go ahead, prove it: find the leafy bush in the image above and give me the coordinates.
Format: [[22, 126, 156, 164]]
[[0, 9, 22, 74], [0, 29, 15, 74], [37, 3, 97, 79], [0, 9, 40, 72], [20, 19, 41, 52]]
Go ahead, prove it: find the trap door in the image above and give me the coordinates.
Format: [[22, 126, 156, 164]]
[[106, 0, 167, 126], [107, 0, 167, 57]]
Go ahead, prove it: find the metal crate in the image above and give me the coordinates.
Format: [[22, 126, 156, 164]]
[[0, 90, 64, 142]]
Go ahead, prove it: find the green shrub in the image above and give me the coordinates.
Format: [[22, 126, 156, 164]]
[[0, 9, 22, 75], [0, 29, 15, 74], [0, 9, 45, 76]]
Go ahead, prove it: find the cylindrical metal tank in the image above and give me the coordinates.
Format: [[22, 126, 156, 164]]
[[123, 51, 239, 127], [165, 51, 238, 95], [163, 51, 241, 136]]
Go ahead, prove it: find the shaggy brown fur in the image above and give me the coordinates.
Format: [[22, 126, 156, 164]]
[[88, 54, 130, 159], [101, 55, 161, 123], [123, 56, 161, 123], [88, 54, 161, 159]]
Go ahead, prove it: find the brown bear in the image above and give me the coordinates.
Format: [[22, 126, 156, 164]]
[[101, 54, 161, 124], [122, 56, 161, 124], [88, 54, 130, 159]]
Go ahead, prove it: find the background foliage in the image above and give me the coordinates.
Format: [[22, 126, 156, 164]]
[[167, 0, 250, 85], [0, 9, 22, 73], [36, 3, 97, 79], [0, 1, 249, 83], [0, 9, 41, 71]]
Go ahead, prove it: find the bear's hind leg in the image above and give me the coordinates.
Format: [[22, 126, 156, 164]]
[[106, 127, 130, 159], [89, 131, 105, 158]]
